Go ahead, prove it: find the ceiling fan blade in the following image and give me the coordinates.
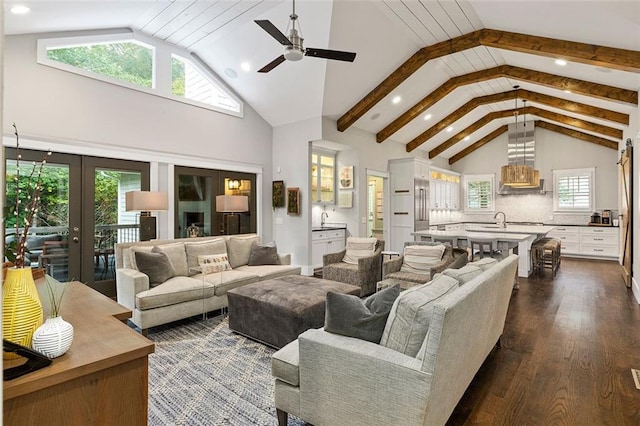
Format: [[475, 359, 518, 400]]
[[258, 55, 286, 73], [255, 20, 292, 46], [305, 48, 356, 62]]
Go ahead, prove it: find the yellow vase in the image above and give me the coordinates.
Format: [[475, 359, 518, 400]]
[[2, 268, 43, 359]]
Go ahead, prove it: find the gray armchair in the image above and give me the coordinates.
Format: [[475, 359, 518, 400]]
[[383, 241, 468, 285], [322, 239, 384, 296]]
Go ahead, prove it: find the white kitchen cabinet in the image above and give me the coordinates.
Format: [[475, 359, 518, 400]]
[[312, 229, 346, 268], [546, 226, 618, 259], [430, 167, 460, 211]]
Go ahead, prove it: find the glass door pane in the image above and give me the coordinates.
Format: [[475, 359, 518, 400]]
[[177, 174, 213, 237], [5, 150, 80, 283], [93, 169, 141, 283], [83, 157, 149, 297]]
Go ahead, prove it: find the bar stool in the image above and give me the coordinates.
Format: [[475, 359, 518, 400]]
[[532, 237, 561, 276], [431, 235, 458, 248], [468, 236, 503, 261]]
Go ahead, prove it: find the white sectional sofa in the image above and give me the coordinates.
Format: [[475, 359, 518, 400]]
[[115, 234, 300, 333]]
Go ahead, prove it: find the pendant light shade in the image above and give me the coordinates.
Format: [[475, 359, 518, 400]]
[[501, 91, 540, 187]]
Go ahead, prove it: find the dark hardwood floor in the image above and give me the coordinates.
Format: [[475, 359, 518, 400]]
[[448, 257, 640, 425]]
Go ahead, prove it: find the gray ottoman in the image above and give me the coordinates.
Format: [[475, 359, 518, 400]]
[[227, 275, 361, 348]]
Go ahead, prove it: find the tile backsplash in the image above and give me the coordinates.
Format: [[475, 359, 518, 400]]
[[431, 193, 617, 225]]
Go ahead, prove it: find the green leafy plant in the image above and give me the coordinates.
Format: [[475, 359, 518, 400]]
[[43, 274, 69, 318]]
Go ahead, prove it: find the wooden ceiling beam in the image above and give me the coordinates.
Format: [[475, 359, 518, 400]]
[[518, 90, 628, 124], [448, 120, 617, 164], [427, 109, 513, 158], [405, 88, 627, 152], [535, 121, 619, 150], [448, 125, 509, 165], [428, 106, 621, 158], [338, 29, 640, 133], [383, 65, 635, 145], [527, 106, 622, 139], [336, 30, 483, 132], [480, 29, 640, 73]]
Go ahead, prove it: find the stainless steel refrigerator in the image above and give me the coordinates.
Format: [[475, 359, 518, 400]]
[[414, 178, 430, 232]]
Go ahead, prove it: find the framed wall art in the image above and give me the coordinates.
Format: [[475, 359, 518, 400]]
[[339, 166, 354, 190], [272, 180, 285, 209], [287, 187, 300, 215]]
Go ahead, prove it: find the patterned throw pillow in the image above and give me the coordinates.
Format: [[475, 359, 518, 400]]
[[400, 244, 446, 274], [198, 253, 232, 274], [342, 237, 377, 265]]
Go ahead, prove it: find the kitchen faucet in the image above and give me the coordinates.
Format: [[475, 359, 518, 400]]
[[494, 211, 506, 228], [321, 211, 329, 227]]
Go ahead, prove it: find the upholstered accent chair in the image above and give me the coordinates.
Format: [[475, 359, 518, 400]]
[[383, 241, 468, 285], [322, 238, 384, 296]]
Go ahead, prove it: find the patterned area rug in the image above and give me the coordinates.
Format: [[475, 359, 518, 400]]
[[147, 315, 305, 425]]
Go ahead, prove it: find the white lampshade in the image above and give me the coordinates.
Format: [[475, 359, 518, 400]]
[[125, 191, 169, 212], [216, 195, 249, 213]]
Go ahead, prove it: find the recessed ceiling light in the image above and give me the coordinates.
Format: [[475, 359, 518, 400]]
[[555, 59, 567, 66], [446, 126, 454, 133], [10, 5, 30, 14], [392, 96, 402, 104], [371, 113, 381, 120], [464, 136, 470, 141], [240, 62, 251, 72], [224, 68, 238, 79], [564, 89, 571, 94], [423, 114, 432, 121]]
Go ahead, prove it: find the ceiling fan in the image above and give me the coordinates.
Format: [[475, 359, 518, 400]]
[[254, 0, 356, 73]]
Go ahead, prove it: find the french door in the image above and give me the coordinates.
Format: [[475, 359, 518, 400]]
[[5, 148, 149, 297]]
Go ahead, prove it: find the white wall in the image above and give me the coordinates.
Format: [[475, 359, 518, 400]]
[[3, 34, 275, 241], [450, 126, 619, 224], [272, 117, 322, 275], [320, 117, 417, 238]]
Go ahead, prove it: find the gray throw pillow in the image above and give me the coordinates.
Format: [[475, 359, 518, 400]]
[[134, 251, 176, 287], [324, 285, 401, 344], [248, 242, 280, 266]]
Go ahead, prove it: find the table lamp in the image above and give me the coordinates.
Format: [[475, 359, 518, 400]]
[[216, 195, 249, 235], [126, 191, 169, 241]]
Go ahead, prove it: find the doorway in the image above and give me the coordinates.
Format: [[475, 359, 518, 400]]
[[366, 170, 388, 240], [4, 148, 149, 297]]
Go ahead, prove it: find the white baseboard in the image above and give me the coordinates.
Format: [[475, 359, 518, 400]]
[[633, 276, 640, 304]]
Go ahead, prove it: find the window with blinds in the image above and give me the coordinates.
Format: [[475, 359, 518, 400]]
[[553, 168, 595, 212], [463, 174, 494, 212]]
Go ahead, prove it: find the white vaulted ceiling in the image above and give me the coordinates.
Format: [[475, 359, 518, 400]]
[[4, 0, 640, 161]]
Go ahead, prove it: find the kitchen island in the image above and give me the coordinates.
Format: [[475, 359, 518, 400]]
[[412, 224, 555, 277]]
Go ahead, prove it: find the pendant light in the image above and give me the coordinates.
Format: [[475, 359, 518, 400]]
[[500, 86, 535, 187]]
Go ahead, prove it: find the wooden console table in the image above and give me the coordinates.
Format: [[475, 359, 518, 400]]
[[3, 281, 155, 425]]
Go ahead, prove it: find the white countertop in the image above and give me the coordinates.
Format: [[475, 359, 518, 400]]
[[464, 224, 556, 234], [412, 230, 533, 242]]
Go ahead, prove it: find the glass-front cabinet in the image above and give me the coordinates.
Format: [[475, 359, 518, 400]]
[[311, 150, 335, 204]]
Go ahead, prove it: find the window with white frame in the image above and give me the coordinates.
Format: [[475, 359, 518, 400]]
[[553, 168, 595, 212], [463, 174, 495, 212], [37, 31, 243, 117]]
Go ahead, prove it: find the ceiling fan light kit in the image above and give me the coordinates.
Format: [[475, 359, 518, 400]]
[[255, 0, 356, 73]]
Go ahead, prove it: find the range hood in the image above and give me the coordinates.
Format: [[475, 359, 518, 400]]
[[498, 120, 545, 195]]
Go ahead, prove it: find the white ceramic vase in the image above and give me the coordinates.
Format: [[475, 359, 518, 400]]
[[31, 316, 74, 358]]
